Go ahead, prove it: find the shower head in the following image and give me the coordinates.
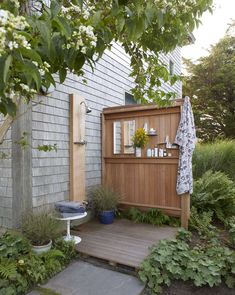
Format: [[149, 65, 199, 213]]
[[80, 101, 92, 114]]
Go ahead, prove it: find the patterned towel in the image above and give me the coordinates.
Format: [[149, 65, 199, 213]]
[[175, 97, 196, 195]]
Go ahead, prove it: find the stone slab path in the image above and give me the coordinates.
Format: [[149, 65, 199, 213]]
[[28, 261, 145, 295]]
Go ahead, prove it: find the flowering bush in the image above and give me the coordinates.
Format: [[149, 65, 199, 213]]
[[132, 128, 149, 148], [0, 0, 213, 125]]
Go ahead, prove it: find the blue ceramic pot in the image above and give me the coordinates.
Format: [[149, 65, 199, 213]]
[[99, 210, 115, 224]]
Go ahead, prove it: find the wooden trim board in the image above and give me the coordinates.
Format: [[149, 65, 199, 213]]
[[69, 93, 86, 202]]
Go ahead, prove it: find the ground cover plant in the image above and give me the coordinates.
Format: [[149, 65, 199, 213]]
[[0, 231, 76, 295], [139, 229, 235, 294], [119, 207, 180, 227], [140, 140, 235, 294]]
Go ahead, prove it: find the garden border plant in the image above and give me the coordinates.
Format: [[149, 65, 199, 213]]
[[0, 231, 76, 295], [139, 229, 235, 294]]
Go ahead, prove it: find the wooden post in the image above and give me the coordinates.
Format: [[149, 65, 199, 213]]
[[181, 193, 190, 229], [69, 93, 86, 202], [101, 113, 105, 185]]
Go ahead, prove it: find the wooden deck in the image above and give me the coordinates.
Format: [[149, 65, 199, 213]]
[[75, 219, 177, 269]]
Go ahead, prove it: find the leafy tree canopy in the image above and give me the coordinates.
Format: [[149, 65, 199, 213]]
[[0, 0, 213, 120], [183, 23, 235, 141]]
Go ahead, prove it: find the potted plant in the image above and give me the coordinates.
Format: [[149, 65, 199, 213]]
[[21, 210, 62, 254], [89, 185, 120, 224], [132, 128, 149, 157]]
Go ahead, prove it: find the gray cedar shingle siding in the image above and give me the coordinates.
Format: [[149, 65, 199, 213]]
[[0, 117, 12, 228], [0, 43, 182, 227]]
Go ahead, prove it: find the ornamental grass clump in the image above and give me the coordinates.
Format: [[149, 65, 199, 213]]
[[193, 140, 235, 181], [21, 210, 62, 246], [89, 185, 120, 212], [132, 128, 149, 148]]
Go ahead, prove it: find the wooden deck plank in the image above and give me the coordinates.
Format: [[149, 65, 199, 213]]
[[75, 219, 177, 268]]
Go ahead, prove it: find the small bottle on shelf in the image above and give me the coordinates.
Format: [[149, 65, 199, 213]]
[[159, 148, 164, 157], [151, 149, 154, 157], [163, 149, 167, 157], [147, 148, 152, 157], [154, 146, 158, 158]]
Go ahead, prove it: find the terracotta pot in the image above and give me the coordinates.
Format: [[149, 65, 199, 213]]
[[32, 239, 52, 254]]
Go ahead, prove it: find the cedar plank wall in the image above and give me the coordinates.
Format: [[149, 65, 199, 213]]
[[0, 43, 182, 227], [102, 104, 189, 227]]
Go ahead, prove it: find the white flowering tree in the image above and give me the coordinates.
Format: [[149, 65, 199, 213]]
[[0, 0, 213, 143]]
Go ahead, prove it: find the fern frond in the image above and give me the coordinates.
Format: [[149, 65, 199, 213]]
[[0, 259, 17, 279]]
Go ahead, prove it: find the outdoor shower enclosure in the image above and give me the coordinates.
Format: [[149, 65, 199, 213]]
[[101, 101, 190, 228]]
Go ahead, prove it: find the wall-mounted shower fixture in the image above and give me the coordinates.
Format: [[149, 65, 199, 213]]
[[80, 101, 92, 113]]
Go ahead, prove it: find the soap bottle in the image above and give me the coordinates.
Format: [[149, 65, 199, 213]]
[[163, 149, 167, 157], [147, 148, 152, 157], [154, 145, 158, 157]]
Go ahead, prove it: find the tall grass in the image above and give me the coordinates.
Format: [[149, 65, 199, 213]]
[[193, 140, 235, 181]]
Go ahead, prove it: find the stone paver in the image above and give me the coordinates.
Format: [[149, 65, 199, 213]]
[[28, 261, 145, 295]]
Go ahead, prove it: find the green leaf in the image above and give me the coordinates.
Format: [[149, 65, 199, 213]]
[[52, 17, 71, 38], [19, 61, 41, 91], [19, 48, 42, 65], [36, 20, 51, 48], [2, 98, 17, 117], [59, 68, 67, 84], [117, 17, 125, 32], [3, 55, 12, 83], [92, 11, 102, 26], [50, 0, 62, 18], [74, 53, 86, 71]]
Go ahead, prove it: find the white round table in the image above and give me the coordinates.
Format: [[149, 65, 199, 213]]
[[56, 212, 87, 244]]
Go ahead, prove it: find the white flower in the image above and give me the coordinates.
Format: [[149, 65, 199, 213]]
[[20, 83, 30, 91], [0, 10, 8, 25], [61, 6, 67, 13], [32, 61, 38, 67], [81, 47, 87, 54], [39, 69, 45, 75], [8, 41, 18, 50], [43, 61, 50, 69], [83, 10, 90, 20]]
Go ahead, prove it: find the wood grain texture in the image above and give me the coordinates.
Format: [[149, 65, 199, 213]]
[[76, 219, 177, 268], [70, 94, 86, 202], [102, 103, 190, 227]]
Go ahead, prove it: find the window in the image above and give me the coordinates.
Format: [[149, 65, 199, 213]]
[[169, 60, 174, 76], [125, 92, 138, 105]]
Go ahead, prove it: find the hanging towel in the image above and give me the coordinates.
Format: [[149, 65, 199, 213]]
[[174, 97, 196, 195]]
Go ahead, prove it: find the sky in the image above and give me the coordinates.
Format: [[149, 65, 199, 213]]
[[182, 0, 235, 63]]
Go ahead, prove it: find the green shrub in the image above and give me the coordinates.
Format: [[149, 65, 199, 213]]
[[21, 210, 62, 246], [0, 232, 75, 295], [224, 216, 235, 245], [120, 207, 180, 226], [53, 238, 76, 264], [0, 231, 31, 259], [189, 207, 218, 240], [191, 170, 235, 222], [139, 230, 235, 294], [193, 140, 235, 180]]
